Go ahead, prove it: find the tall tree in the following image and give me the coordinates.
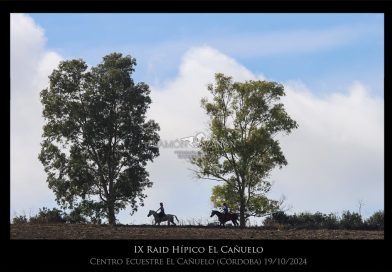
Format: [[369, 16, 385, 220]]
[[39, 53, 160, 225], [192, 73, 298, 227]]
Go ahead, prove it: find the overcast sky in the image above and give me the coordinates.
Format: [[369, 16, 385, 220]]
[[11, 13, 384, 225]]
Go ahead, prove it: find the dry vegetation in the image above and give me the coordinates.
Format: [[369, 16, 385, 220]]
[[10, 224, 383, 240]]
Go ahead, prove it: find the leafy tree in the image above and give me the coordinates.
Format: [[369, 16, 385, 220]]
[[39, 53, 160, 225], [193, 73, 298, 227]]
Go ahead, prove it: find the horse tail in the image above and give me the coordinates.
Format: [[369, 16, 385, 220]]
[[174, 215, 179, 222]]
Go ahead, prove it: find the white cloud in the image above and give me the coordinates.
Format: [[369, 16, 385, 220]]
[[284, 81, 383, 152], [269, 80, 383, 217], [11, 14, 45, 87], [147, 46, 261, 140], [11, 13, 62, 217]]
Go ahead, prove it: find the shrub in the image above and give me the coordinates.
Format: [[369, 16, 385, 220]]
[[284, 212, 328, 229], [365, 210, 384, 230], [263, 211, 292, 229], [294, 212, 319, 228], [271, 211, 290, 225], [323, 213, 339, 229], [29, 207, 66, 224], [12, 214, 28, 224], [340, 211, 363, 229], [263, 210, 365, 230], [65, 209, 88, 224]]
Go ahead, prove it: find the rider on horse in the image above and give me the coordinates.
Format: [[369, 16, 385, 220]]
[[157, 202, 165, 218], [223, 203, 229, 219]]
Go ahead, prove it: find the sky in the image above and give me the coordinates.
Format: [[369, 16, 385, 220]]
[[10, 13, 384, 225]]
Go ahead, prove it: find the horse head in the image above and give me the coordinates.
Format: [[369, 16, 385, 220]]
[[147, 210, 154, 217], [210, 210, 218, 217]]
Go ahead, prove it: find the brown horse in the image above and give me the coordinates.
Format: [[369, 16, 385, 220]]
[[210, 210, 239, 226]]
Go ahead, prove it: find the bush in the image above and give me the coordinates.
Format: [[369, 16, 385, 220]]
[[12, 214, 28, 224], [263, 210, 372, 230], [29, 207, 66, 224], [265, 211, 337, 229], [270, 211, 290, 225], [12, 205, 106, 224], [365, 210, 384, 230], [64, 209, 88, 224], [340, 211, 363, 229], [294, 212, 320, 228], [323, 213, 339, 229]]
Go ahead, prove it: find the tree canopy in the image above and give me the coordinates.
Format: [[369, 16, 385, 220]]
[[39, 53, 160, 224], [192, 73, 298, 227]]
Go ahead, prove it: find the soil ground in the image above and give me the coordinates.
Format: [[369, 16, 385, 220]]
[[10, 224, 384, 239]]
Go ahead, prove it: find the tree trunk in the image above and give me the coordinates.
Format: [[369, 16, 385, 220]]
[[108, 201, 116, 225], [239, 195, 246, 228]]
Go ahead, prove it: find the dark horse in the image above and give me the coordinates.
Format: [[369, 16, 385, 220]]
[[210, 210, 239, 226]]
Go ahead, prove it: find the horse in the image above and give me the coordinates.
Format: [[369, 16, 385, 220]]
[[210, 210, 239, 226], [147, 210, 179, 226]]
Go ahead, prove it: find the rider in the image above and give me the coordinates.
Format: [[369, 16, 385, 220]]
[[157, 202, 165, 218], [223, 203, 229, 217]]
